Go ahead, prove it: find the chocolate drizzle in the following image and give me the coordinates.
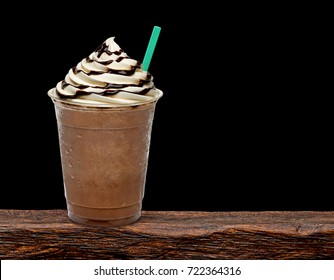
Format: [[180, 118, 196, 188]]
[[94, 42, 123, 58], [85, 57, 141, 75], [55, 37, 154, 98]]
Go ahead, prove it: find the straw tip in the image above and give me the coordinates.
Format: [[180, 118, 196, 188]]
[[142, 26, 162, 72]]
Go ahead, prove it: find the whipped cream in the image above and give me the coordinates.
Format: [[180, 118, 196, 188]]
[[49, 37, 162, 106]]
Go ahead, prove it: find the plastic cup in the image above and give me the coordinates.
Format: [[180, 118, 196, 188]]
[[48, 88, 163, 226]]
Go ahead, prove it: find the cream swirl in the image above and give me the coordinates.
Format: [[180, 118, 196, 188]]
[[52, 37, 162, 106]]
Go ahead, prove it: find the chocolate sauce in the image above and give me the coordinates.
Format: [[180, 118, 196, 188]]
[[56, 37, 154, 99]]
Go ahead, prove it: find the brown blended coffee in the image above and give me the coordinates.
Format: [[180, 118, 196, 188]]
[[47, 35, 163, 226], [49, 89, 162, 226]]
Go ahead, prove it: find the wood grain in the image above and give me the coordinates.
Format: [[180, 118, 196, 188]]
[[0, 210, 333, 259]]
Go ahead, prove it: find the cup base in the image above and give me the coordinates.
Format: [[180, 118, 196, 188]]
[[68, 211, 141, 227], [66, 201, 142, 226]]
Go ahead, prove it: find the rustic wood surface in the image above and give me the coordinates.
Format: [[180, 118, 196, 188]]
[[0, 210, 333, 260]]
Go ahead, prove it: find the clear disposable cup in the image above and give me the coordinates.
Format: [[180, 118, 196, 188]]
[[48, 88, 163, 226]]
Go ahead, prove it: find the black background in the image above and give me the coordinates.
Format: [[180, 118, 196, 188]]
[[1, 3, 332, 211]]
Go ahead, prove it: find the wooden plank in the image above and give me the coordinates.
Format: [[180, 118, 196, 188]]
[[0, 210, 333, 259]]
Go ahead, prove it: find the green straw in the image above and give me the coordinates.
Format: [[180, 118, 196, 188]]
[[142, 26, 161, 71]]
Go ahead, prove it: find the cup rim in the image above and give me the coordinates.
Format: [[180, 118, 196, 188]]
[[48, 88, 163, 108]]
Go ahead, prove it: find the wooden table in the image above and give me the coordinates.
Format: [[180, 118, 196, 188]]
[[1, 210, 333, 259]]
